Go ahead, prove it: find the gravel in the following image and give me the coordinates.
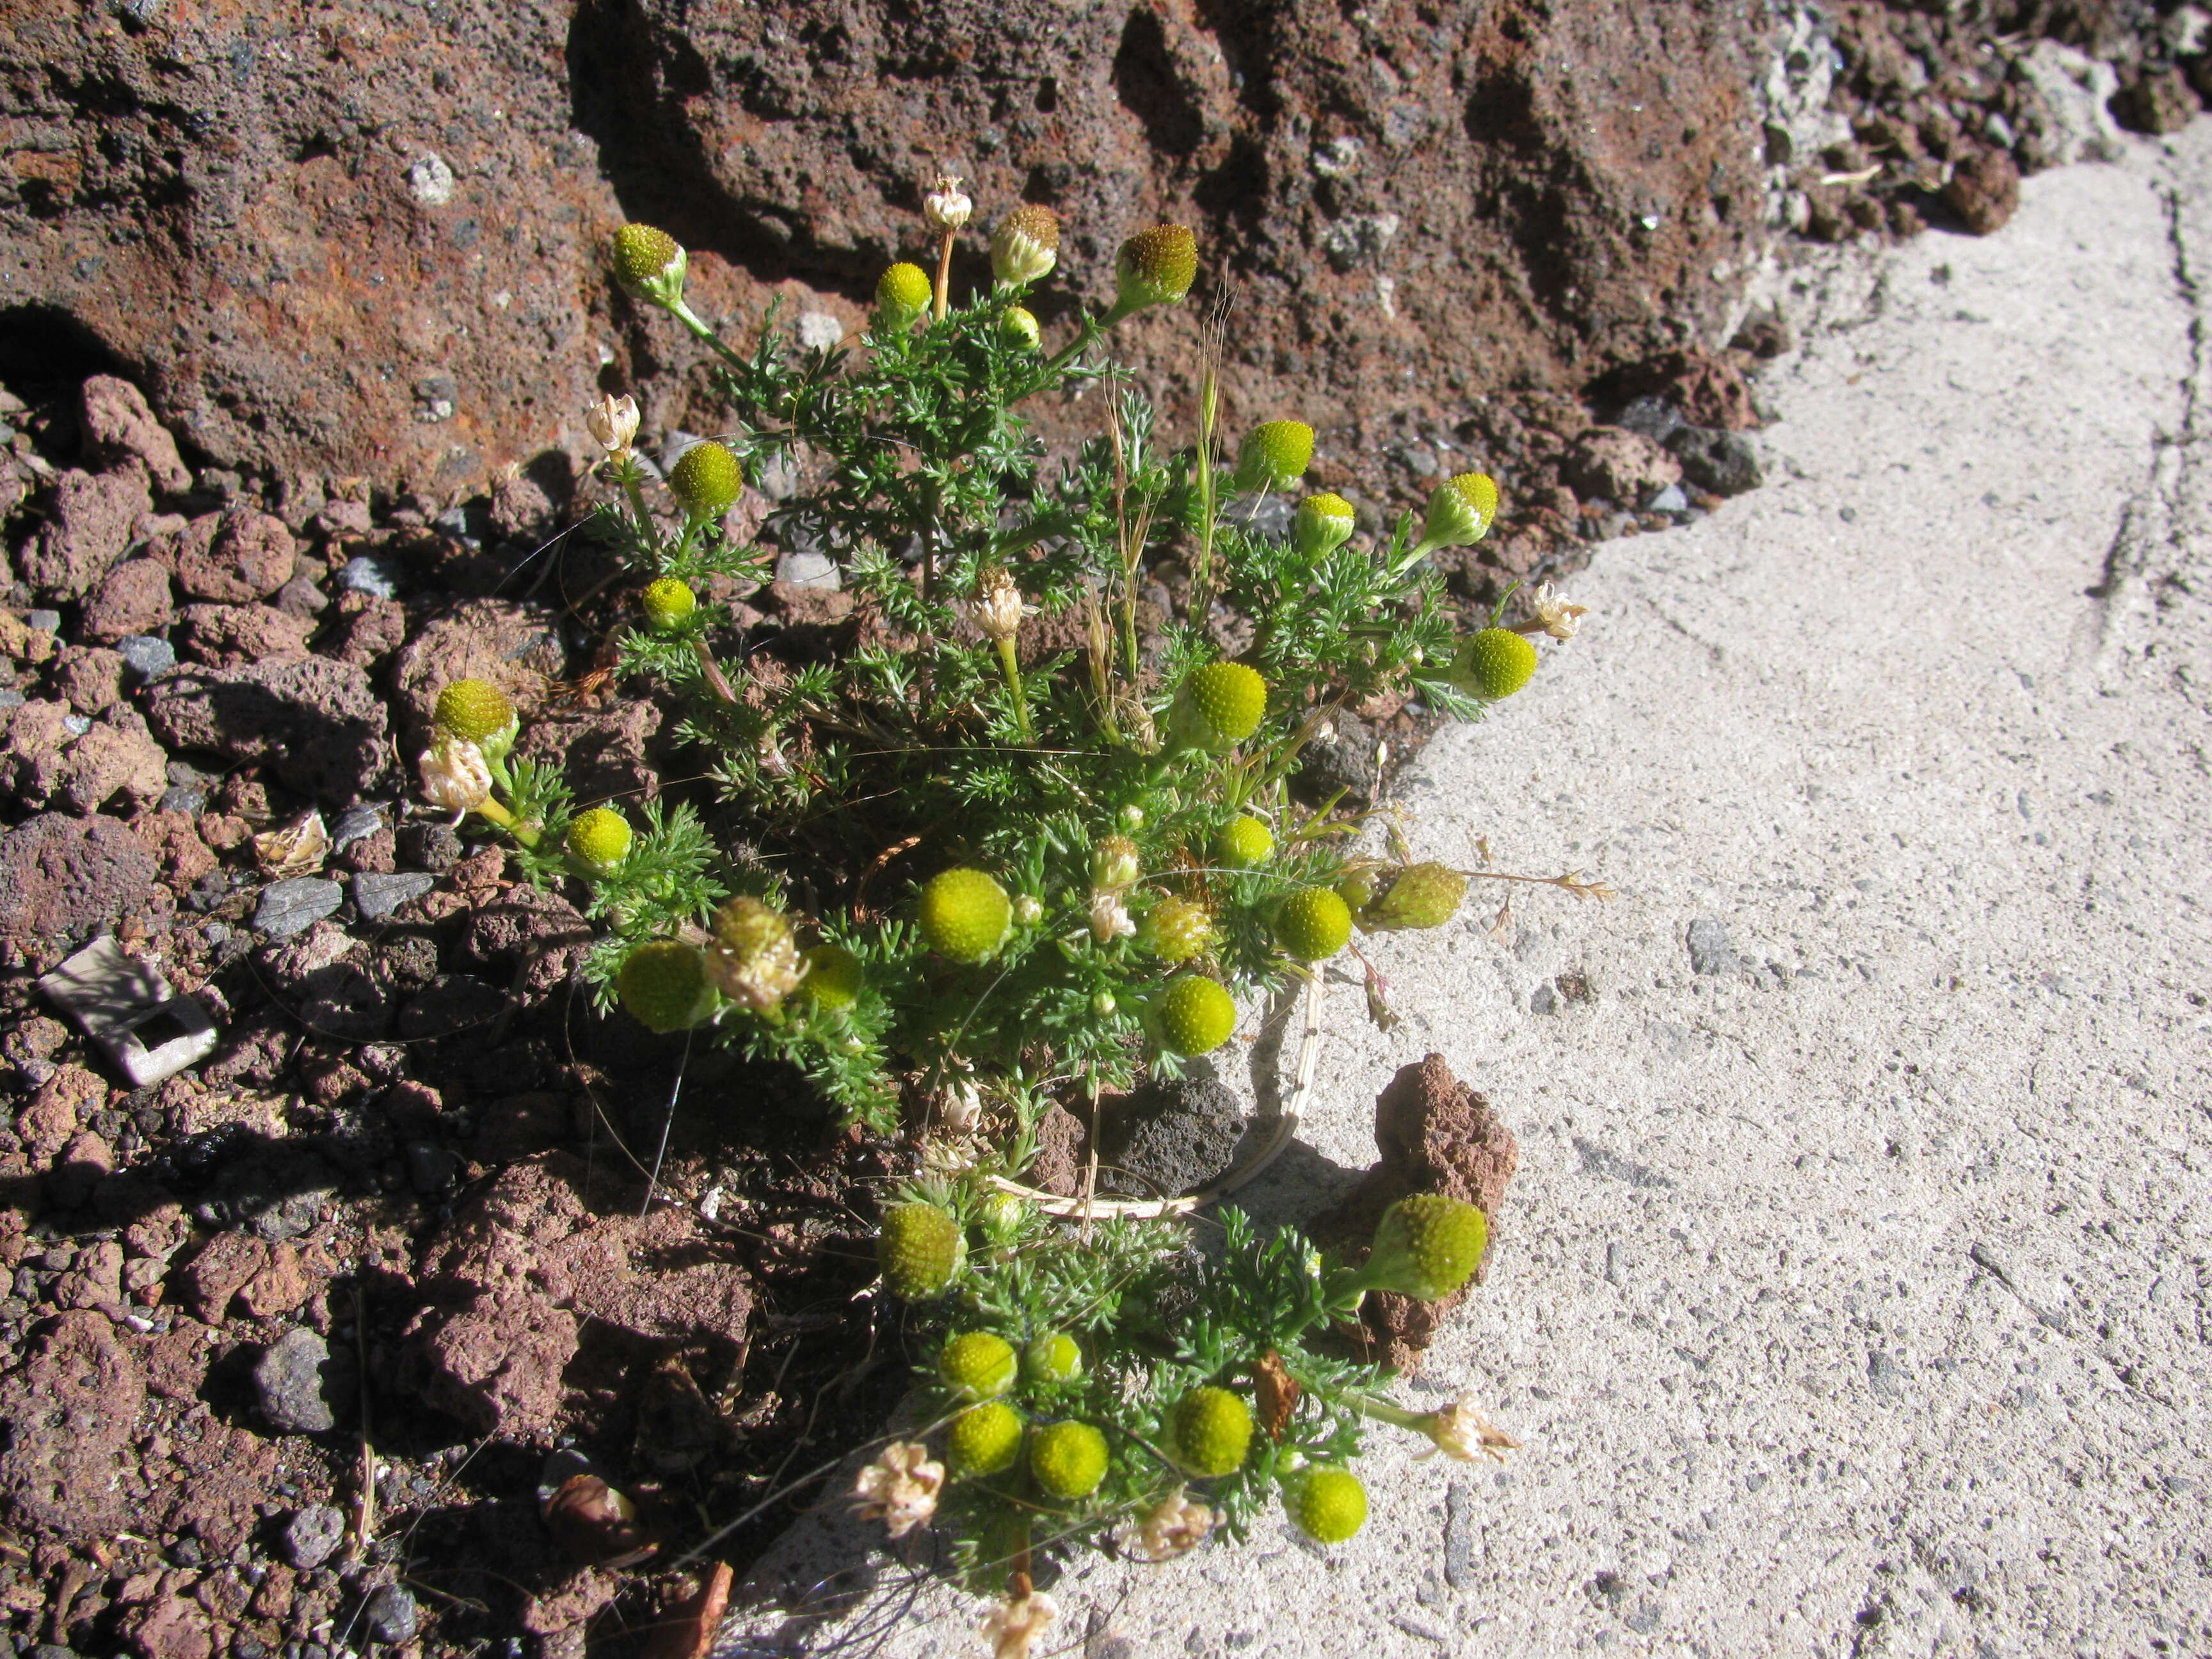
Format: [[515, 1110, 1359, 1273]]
[[253, 1328, 351, 1434], [254, 878, 344, 939], [116, 635, 176, 680]]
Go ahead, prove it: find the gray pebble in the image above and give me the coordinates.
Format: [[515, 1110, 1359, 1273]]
[[25, 609, 60, 632], [61, 714, 91, 737], [1646, 482, 1688, 514], [117, 635, 177, 680], [1685, 917, 1738, 975], [337, 554, 400, 599], [774, 547, 840, 589], [283, 1504, 347, 1570], [351, 871, 436, 922], [255, 878, 344, 940], [330, 803, 386, 847], [159, 784, 207, 814], [362, 1584, 419, 1645], [1530, 981, 1559, 1016], [0, 689, 22, 712], [405, 1141, 461, 1196], [254, 1328, 351, 1434]]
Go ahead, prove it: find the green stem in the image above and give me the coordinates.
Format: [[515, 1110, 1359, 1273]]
[[1191, 358, 1220, 613], [994, 636, 1033, 743], [667, 296, 755, 378], [1347, 1394, 1427, 1433], [613, 456, 664, 563], [470, 795, 539, 849]]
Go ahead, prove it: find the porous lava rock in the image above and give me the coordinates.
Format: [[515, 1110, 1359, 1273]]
[[144, 657, 389, 801], [0, 1310, 147, 1539], [1, 1, 1771, 501], [0, 811, 172, 952], [1310, 1052, 1519, 1373], [400, 1152, 753, 1436]]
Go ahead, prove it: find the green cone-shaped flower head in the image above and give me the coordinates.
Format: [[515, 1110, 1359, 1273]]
[[1091, 834, 1141, 892], [565, 806, 633, 874], [1232, 421, 1315, 493], [1273, 887, 1352, 961], [434, 678, 517, 748], [1448, 627, 1538, 700], [1294, 492, 1358, 559], [641, 577, 697, 630], [1362, 1194, 1489, 1301], [876, 261, 933, 327], [1154, 974, 1237, 1057], [1144, 896, 1214, 965], [1286, 1468, 1367, 1543], [1359, 862, 1468, 932], [1030, 1420, 1110, 1501], [613, 223, 686, 305], [918, 868, 1012, 963], [1115, 224, 1198, 313], [1168, 1386, 1253, 1478], [940, 1330, 1018, 1401], [1002, 305, 1041, 349], [1171, 661, 1267, 749], [616, 940, 715, 1034], [801, 943, 866, 1010], [668, 440, 745, 518], [878, 1202, 965, 1300], [949, 1402, 1024, 1477], [1023, 1331, 1084, 1386], [990, 205, 1061, 285], [1217, 815, 1275, 870], [1419, 471, 1500, 550]]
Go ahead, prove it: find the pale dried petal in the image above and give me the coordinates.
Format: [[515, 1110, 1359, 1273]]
[[922, 173, 972, 234], [1137, 1489, 1215, 1560], [255, 810, 330, 878], [417, 739, 492, 816], [981, 1591, 1059, 1659], [853, 1441, 943, 1539]]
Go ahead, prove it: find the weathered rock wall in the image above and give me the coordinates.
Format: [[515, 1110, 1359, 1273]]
[[1, 0, 1774, 500]]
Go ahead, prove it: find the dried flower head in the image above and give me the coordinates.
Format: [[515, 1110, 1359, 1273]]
[[1137, 1489, 1215, 1560], [705, 895, 806, 1014], [584, 392, 640, 458], [922, 173, 972, 234], [255, 810, 330, 878], [968, 565, 1034, 643], [981, 1590, 1059, 1659], [1528, 581, 1589, 640], [417, 738, 493, 818], [990, 204, 1060, 286], [853, 1441, 943, 1539], [1416, 1395, 1521, 1464], [1089, 889, 1135, 945]]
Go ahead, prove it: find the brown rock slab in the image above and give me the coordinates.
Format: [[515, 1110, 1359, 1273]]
[[167, 510, 298, 603], [19, 465, 152, 598], [177, 603, 314, 666], [401, 1151, 753, 1436], [1944, 147, 2023, 236], [1309, 1052, 1519, 1374], [144, 657, 389, 801], [81, 557, 176, 645], [80, 375, 192, 495], [0, 812, 173, 953], [389, 597, 566, 739], [0, 1309, 148, 1539]]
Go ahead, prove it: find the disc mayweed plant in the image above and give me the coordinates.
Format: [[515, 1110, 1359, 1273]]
[[413, 182, 1600, 1639]]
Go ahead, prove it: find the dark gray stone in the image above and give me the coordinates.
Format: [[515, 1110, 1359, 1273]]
[[1293, 710, 1378, 810], [1666, 424, 1763, 496], [255, 878, 343, 940], [405, 1141, 461, 1196], [361, 1584, 418, 1645], [116, 635, 176, 680], [282, 1504, 346, 1570], [352, 872, 436, 922], [25, 609, 60, 632], [253, 1328, 353, 1434], [158, 784, 207, 814], [1686, 917, 1737, 975], [329, 803, 385, 847], [1098, 1073, 1247, 1198]]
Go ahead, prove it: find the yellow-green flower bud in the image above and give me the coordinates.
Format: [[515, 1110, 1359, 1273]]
[[1417, 472, 1500, 553], [1153, 973, 1237, 1057], [990, 204, 1060, 285], [918, 868, 1012, 964], [613, 223, 687, 307], [1231, 421, 1314, 494], [1113, 224, 1198, 316], [1285, 1468, 1366, 1543], [801, 943, 865, 1010], [1142, 895, 1213, 964], [1294, 492, 1358, 559], [1216, 815, 1274, 869], [1447, 627, 1538, 700], [1029, 1420, 1109, 1501], [1023, 1331, 1083, 1386], [1090, 834, 1141, 892], [565, 806, 633, 874], [668, 440, 744, 518], [949, 1402, 1023, 1477], [434, 677, 517, 746], [641, 577, 696, 630], [1002, 305, 1041, 349], [876, 261, 933, 328], [1169, 660, 1267, 750], [1357, 1193, 1488, 1300], [616, 940, 716, 1034]]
